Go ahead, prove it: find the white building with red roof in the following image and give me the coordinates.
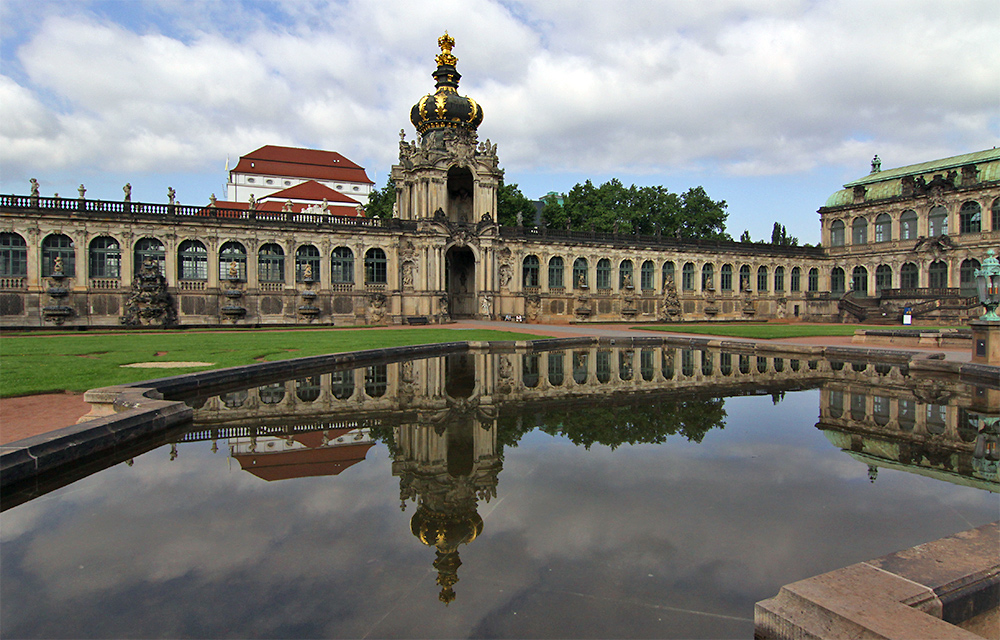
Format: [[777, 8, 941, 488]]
[[226, 145, 375, 207]]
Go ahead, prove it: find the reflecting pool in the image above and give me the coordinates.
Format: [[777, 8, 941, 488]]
[[2, 346, 997, 638]]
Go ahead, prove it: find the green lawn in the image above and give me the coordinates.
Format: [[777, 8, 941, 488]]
[[0, 328, 544, 397], [635, 323, 947, 340]]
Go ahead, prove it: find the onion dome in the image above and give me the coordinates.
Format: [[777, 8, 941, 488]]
[[410, 503, 484, 604], [410, 33, 483, 135]]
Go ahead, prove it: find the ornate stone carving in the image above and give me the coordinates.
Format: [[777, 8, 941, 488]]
[[121, 258, 176, 327]]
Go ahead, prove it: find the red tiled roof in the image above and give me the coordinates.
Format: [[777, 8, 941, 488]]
[[261, 180, 361, 204], [232, 145, 374, 184], [233, 442, 374, 481], [199, 198, 364, 217]]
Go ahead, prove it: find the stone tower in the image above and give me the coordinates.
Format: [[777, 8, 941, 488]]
[[391, 33, 503, 223]]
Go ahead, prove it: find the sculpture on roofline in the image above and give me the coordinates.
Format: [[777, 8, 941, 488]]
[[123, 183, 131, 202]]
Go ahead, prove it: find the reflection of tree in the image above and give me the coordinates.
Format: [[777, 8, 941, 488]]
[[495, 397, 727, 450]]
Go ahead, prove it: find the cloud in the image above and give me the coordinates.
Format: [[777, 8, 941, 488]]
[[0, 0, 996, 202]]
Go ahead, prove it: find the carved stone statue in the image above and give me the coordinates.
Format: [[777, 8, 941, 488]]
[[402, 261, 414, 287], [248, 194, 256, 210], [498, 264, 512, 288], [209, 193, 217, 207], [123, 183, 131, 202], [227, 260, 240, 280], [516, 210, 523, 227], [368, 293, 386, 323], [52, 255, 64, 275], [438, 295, 450, 315], [282, 200, 293, 212], [302, 262, 313, 281], [481, 294, 492, 317], [871, 154, 881, 173], [167, 187, 176, 205], [30, 178, 40, 198], [78, 184, 86, 199]]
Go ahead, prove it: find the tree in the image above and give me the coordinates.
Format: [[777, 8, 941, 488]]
[[364, 177, 395, 219], [770, 222, 798, 246], [740, 230, 752, 243], [541, 179, 730, 240], [496, 180, 537, 227]]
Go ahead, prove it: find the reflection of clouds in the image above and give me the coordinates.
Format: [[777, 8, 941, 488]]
[[2, 394, 997, 638]]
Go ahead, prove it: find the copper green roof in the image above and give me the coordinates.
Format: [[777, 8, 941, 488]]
[[823, 147, 1000, 208]]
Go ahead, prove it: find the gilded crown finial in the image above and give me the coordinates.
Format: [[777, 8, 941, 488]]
[[436, 32, 458, 66]]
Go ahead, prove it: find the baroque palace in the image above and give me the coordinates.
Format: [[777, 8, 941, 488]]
[[1, 34, 998, 329]]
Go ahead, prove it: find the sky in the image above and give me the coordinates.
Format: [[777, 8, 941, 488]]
[[1, 0, 997, 244]]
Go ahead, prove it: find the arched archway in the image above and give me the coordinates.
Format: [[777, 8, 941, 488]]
[[446, 245, 477, 317], [447, 166, 474, 223]]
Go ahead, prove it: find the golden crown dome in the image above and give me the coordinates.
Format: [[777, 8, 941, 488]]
[[410, 33, 483, 135]]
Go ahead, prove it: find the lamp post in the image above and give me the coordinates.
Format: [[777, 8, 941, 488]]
[[975, 249, 1000, 321], [970, 249, 1000, 364]]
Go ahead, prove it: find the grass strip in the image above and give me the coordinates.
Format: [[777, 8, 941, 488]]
[[634, 323, 948, 340], [0, 328, 544, 397]]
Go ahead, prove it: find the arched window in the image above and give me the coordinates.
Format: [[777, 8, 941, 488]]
[[830, 219, 846, 246], [851, 266, 868, 295], [134, 237, 165, 275], [874, 213, 891, 242], [640, 260, 655, 291], [900, 262, 919, 289], [331, 370, 354, 400], [1, 232, 27, 278], [522, 354, 540, 387], [178, 240, 207, 280], [296, 376, 321, 403], [523, 255, 540, 288], [899, 210, 918, 240], [774, 266, 785, 292], [739, 264, 751, 291], [662, 261, 675, 289], [219, 241, 247, 281], [296, 245, 320, 282], [88, 236, 121, 278], [41, 233, 75, 277], [596, 258, 612, 290], [875, 264, 892, 294], [993, 198, 1000, 231], [618, 259, 633, 289], [365, 364, 388, 397], [364, 248, 387, 284], [831, 267, 845, 294], [596, 350, 611, 383], [548, 256, 564, 289], [790, 266, 801, 292], [701, 263, 714, 291], [682, 262, 695, 291], [960, 259, 980, 296], [929, 205, 948, 236], [959, 201, 981, 234], [757, 266, 768, 291], [852, 217, 868, 244], [548, 352, 564, 386], [258, 243, 285, 283], [720, 264, 733, 291], [331, 247, 354, 284], [928, 260, 948, 288], [258, 383, 285, 405], [808, 268, 819, 292], [573, 258, 588, 289]]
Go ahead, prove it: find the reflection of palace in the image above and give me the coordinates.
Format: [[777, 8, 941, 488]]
[[2, 35, 996, 328], [172, 345, 998, 602]]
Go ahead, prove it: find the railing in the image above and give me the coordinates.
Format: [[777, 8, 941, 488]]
[[258, 282, 284, 292], [499, 225, 826, 257], [179, 280, 207, 291], [0, 194, 417, 232], [89, 279, 120, 290], [330, 282, 355, 293], [0, 276, 26, 289], [879, 287, 969, 300]]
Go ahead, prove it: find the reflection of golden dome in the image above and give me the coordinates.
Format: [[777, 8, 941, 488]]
[[410, 504, 484, 604], [410, 33, 483, 136]]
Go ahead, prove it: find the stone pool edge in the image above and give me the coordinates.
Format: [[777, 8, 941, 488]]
[[754, 521, 1000, 640], [2, 335, 997, 490]]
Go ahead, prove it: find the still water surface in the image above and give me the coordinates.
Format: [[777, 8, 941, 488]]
[[1, 347, 996, 638]]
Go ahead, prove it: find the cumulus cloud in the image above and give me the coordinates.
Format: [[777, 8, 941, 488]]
[[0, 0, 996, 200]]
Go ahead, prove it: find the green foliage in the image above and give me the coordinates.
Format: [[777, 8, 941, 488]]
[[0, 328, 545, 397], [541, 179, 729, 239], [537, 397, 727, 448], [364, 176, 396, 219], [770, 222, 799, 246], [740, 230, 752, 243], [496, 180, 537, 227]]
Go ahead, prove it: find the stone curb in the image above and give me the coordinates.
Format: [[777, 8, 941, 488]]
[[755, 521, 1000, 639]]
